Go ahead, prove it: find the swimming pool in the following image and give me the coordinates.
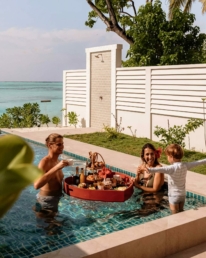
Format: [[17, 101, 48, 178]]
[[0, 141, 206, 258]]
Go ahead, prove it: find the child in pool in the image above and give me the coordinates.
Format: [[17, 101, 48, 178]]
[[143, 144, 206, 214]]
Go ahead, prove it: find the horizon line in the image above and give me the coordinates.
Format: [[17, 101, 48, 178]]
[[0, 81, 63, 83]]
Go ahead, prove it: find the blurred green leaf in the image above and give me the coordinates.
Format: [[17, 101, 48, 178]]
[[0, 134, 43, 218]]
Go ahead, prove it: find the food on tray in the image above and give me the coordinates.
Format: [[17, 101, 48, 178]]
[[98, 184, 104, 190], [113, 174, 121, 181], [86, 175, 94, 181], [88, 186, 96, 190], [116, 186, 127, 191], [111, 178, 117, 187], [64, 174, 134, 202], [104, 185, 112, 190], [86, 174, 103, 182], [98, 168, 115, 178], [104, 180, 112, 190], [78, 183, 87, 188]]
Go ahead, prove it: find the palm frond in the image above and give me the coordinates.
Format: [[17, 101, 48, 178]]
[[199, 0, 206, 13], [184, 0, 194, 13], [169, 0, 187, 19]]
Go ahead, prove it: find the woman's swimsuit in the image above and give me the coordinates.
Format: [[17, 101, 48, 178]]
[[139, 173, 155, 187]]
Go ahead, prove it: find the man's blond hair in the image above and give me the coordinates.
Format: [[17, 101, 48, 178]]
[[45, 133, 63, 147]]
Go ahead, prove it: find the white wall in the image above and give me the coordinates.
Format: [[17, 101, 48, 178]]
[[117, 110, 149, 137], [63, 44, 206, 151], [63, 69, 86, 127]]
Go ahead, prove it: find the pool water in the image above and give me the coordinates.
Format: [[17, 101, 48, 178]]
[[0, 142, 206, 258]]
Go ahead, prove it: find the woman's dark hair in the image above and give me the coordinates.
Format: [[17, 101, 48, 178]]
[[140, 143, 160, 166]]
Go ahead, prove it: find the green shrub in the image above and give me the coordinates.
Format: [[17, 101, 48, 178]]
[[154, 118, 203, 148], [39, 114, 51, 127], [0, 103, 42, 128], [67, 111, 79, 127], [52, 116, 61, 127], [103, 124, 119, 139]]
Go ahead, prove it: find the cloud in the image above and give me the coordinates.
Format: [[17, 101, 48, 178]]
[[0, 27, 127, 58], [0, 27, 128, 81], [0, 27, 125, 51]]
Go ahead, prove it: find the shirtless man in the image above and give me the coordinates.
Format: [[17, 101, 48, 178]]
[[34, 133, 69, 212]]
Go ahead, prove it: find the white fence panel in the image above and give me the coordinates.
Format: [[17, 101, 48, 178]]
[[116, 68, 146, 113], [151, 66, 206, 120], [64, 70, 86, 107], [63, 70, 87, 126]]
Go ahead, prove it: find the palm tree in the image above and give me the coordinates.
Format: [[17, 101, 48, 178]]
[[199, 0, 206, 13], [169, 0, 206, 18]]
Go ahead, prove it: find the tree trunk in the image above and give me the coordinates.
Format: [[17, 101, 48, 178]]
[[86, 0, 134, 45]]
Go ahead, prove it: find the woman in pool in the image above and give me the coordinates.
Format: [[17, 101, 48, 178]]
[[34, 133, 70, 212], [133, 143, 165, 192]]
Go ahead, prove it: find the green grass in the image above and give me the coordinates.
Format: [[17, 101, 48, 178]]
[[64, 132, 206, 175]]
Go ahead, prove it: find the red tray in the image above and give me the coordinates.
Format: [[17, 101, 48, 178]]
[[64, 172, 134, 202]]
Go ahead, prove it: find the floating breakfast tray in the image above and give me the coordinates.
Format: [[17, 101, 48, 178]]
[[64, 172, 134, 202]]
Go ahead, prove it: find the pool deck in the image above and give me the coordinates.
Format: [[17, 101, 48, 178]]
[[1, 127, 206, 258]]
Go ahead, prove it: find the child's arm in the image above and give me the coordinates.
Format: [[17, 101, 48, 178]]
[[146, 165, 175, 175], [185, 158, 206, 170]]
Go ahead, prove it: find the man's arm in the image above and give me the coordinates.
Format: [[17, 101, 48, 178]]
[[34, 159, 68, 189]]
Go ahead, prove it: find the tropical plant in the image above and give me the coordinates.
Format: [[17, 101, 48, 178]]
[[102, 114, 124, 139], [203, 40, 206, 62], [154, 118, 203, 148], [0, 113, 12, 128], [123, 2, 206, 66], [169, 0, 206, 19], [52, 116, 61, 127], [86, 0, 206, 66], [39, 114, 51, 127], [0, 103, 42, 128], [103, 124, 119, 139], [67, 111, 79, 128], [158, 9, 206, 65], [0, 134, 42, 218]]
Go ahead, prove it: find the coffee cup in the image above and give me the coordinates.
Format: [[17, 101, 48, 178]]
[[68, 159, 74, 166], [113, 175, 121, 181]]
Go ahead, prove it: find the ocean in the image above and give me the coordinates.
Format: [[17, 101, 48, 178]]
[[0, 81, 63, 120]]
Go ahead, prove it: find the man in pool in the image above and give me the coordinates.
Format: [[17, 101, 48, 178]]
[[34, 133, 69, 212]]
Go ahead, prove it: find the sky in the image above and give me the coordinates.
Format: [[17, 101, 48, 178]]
[[0, 0, 205, 81]]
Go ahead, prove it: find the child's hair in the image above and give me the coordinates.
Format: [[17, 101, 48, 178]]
[[165, 144, 184, 159], [45, 133, 63, 147], [140, 143, 160, 166]]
